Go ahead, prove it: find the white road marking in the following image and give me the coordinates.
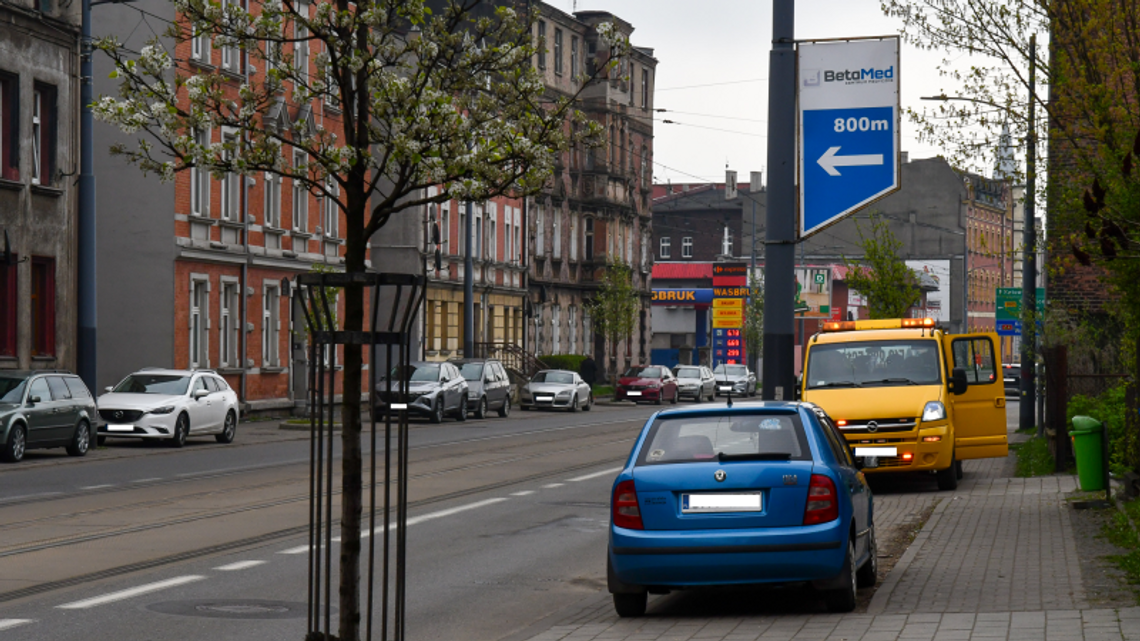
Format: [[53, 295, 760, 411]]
[[0, 492, 62, 504], [132, 478, 162, 483], [57, 575, 206, 609], [510, 490, 535, 496], [213, 560, 266, 571], [542, 483, 564, 489], [566, 466, 623, 482], [0, 620, 34, 631], [278, 544, 312, 555], [79, 484, 114, 490]]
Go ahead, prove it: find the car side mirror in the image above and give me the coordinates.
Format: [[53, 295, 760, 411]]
[[104, 386, 113, 393], [28, 395, 42, 404], [949, 367, 969, 395], [194, 389, 209, 400]]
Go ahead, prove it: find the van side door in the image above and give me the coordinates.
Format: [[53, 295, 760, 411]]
[[944, 332, 1008, 460]]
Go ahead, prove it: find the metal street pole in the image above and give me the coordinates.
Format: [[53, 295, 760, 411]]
[[1022, 34, 1038, 435], [464, 200, 474, 357], [761, 0, 795, 400], [78, 0, 97, 391]]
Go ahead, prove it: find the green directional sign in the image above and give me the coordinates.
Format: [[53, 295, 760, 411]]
[[995, 287, 1045, 321]]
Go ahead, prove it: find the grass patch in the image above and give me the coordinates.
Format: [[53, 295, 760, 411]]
[[1101, 506, 1140, 598], [1014, 436, 1055, 477], [592, 384, 614, 397]]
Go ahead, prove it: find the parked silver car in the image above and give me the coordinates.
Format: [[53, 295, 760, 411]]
[[452, 359, 512, 419], [376, 361, 468, 423], [0, 371, 96, 463], [713, 364, 757, 397], [671, 365, 716, 402], [520, 370, 593, 412]]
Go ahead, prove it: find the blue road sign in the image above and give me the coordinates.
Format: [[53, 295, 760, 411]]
[[996, 320, 1021, 336], [801, 106, 897, 235]]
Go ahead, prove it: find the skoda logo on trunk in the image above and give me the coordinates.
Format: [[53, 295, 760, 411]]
[[714, 470, 726, 482], [866, 420, 879, 433]]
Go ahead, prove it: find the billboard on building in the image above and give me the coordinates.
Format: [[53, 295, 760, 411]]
[[906, 259, 951, 322], [794, 266, 832, 319]]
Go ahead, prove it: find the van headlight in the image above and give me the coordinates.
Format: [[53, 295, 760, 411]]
[[922, 401, 946, 422]]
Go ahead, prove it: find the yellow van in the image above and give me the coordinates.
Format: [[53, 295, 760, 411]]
[[800, 318, 1008, 490]]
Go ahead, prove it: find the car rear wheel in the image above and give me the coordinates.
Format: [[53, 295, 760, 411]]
[[2, 424, 26, 463], [856, 527, 878, 588], [67, 421, 91, 457], [612, 592, 647, 618], [497, 397, 511, 417], [824, 540, 858, 613], [216, 411, 237, 444], [475, 396, 488, 420], [937, 452, 959, 491], [169, 414, 189, 448], [583, 394, 593, 411]]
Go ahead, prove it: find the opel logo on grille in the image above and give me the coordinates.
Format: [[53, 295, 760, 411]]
[[866, 420, 879, 433], [114, 410, 124, 420], [714, 470, 726, 482]]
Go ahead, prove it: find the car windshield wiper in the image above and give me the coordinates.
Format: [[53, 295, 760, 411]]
[[717, 451, 792, 461], [862, 377, 919, 386], [810, 381, 860, 388]]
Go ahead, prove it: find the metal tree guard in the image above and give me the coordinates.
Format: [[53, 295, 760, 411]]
[[295, 271, 425, 641]]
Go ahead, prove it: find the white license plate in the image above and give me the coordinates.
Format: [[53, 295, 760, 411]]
[[718, 386, 732, 391], [682, 493, 762, 513], [535, 395, 553, 402], [106, 424, 135, 432], [626, 391, 642, 397], [855, 447, 897, 457]]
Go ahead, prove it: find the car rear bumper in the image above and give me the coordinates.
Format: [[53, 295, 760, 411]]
[[520, 397, 574, 409], [616, 388, 663, 402], [609, 521, 846, 587]]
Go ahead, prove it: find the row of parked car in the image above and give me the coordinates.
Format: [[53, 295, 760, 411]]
[[614, 364, 759, 405], [0, 367, 241, 463]]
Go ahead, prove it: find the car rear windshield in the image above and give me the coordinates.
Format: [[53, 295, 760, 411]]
[[623, 366, 662, 378], [113, 374, 191, 395], [637, 413, 811, 465], [459, 363, 484, 381], [532, 371, 573, 384], [806, 339, 942, 389], [674, 367, 701, 379], [0, 375, 30, 403]]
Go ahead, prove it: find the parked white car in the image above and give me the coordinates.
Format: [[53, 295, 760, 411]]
[[96, 369, 239, 448]]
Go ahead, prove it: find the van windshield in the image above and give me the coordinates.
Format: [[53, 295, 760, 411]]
[[806, 340, 942, 388]]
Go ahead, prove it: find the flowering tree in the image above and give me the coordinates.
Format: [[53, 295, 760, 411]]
[[587, 260, 639, 384], [93, 1, 622, 637]]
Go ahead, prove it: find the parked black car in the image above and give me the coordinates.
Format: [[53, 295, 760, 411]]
[[0, 370, 96, 463], [451, 358, 512, 419], [1002, 363, 1021, 397]]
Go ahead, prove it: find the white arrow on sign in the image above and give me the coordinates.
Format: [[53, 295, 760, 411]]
[[817, 146, 884, 177]]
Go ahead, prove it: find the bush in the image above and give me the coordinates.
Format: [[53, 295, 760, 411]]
[[1068, 383, 1135, 476], [541, 354, 589, 373]]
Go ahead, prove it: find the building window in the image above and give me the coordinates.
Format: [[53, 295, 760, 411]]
[[568, 305, 577, 353], [570, 36, 579, 78], [584, 217, 594, 259], [189, 278, 208, 368], [660, 236, 671, 259], [30, 258, 55, 356], [552, 208, 561, 259], [220, 132, 239, 220], [0, 73, 18, 180], [264, 172, 281, 228], [32, 85, 56, 186], [459, 208, 466, 254], [535, 203, 544, 256], [682, 236, 693, 258], [295, 4, 309, 83], [513, 214, 520, 264], [553, 28, 563, 75], [502, 206, 511, 263], [322, 179, 339, 237], [475, 205, 483, 259], [220, 0, 236, 70], [263, 285, 280, 366], [489, 210, 497, 261], [191, 24, 211, 63], [552, 305, 561, 355], [722, 226, 733, 256], [191, 128, 211, 216], [641, 68, 649, 109], [220, 282, 239, 367], [292, 151, 308, 232], [569, 213, 578, 260], [537, 21, 546, 69], [441, 202, 450, 256], [0, 259, 15, 355]]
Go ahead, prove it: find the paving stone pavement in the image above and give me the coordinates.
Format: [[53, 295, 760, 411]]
[[513, 406, 1139, 641]]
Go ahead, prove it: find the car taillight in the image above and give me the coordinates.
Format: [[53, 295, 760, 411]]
[[803, 474, 839, 526], [612, 480, 643, 530]]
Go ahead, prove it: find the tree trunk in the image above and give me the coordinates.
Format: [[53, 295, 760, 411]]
[[338, 232, 366, 641]]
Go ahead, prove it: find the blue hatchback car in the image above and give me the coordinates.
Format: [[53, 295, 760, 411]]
[[608, 402, 876, 616]]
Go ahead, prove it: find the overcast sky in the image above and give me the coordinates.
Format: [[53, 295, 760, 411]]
[[565, 0, 995, 186]]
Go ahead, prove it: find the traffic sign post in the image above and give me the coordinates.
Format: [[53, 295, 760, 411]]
[[996, 287, 1045, 336], [798, 37, 901, 239]]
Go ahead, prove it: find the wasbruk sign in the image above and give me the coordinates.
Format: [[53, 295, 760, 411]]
[[798, 37, 901, 239]]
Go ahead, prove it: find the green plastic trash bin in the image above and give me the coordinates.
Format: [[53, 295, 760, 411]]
[[1070, 416, 1105, 492]]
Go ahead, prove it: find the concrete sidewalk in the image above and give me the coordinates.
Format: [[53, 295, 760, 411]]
[[513, 410, 1140, 641]]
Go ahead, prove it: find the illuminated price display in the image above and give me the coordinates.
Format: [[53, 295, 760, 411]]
[[725, 329, 741, 337], [726, 349, 741, 357], [726, 339, 741, 347]]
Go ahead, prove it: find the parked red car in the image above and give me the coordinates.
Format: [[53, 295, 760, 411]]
[[615, 366, 679, 405]]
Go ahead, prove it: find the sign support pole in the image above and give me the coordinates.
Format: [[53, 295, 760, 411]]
[[761, 0, 796, 400], [1021, 35, 1038, 435]]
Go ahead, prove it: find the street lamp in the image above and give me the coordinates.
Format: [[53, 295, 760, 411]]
[[920, 34, 1038, 434]]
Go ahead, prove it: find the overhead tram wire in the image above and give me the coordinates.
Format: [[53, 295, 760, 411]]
[[654, 77, 768, 92]]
